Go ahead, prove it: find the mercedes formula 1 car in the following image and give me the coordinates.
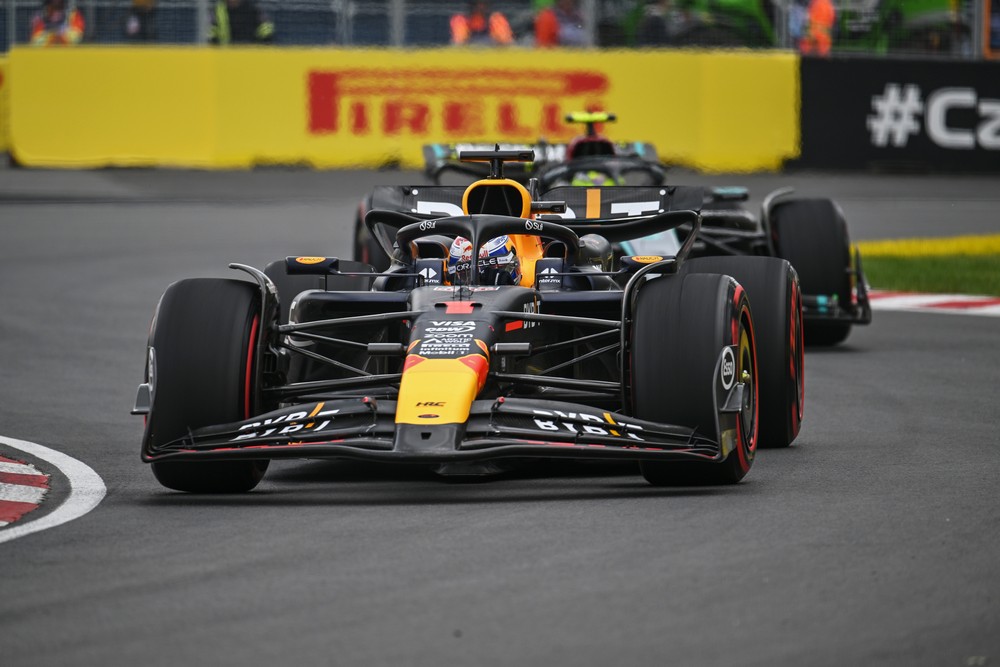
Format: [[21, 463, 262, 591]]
[[406, 112, 871, 346], [422, 112, 667, 190], [136, 149, 804, 493]]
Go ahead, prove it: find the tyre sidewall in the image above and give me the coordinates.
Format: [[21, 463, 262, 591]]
[[143, 278, 268, 492], [631, 273, 757, 483]]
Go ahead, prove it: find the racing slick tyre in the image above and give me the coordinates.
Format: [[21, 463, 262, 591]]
[[145, 278, 269, 493], [683, 256, 804, 449], [632, 273, 758, 485], [770, 198, 853, 346]]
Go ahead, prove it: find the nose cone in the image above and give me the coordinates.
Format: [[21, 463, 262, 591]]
[[395, 354, 489, 426]]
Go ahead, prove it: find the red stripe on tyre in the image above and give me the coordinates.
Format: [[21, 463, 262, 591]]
[[244, 314, 260, 420]]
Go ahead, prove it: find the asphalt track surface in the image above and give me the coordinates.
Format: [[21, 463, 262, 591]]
[[1, 169, 998, 666]]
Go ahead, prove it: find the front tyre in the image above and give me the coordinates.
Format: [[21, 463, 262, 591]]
[[631, 272, 758, 485], [143, 278, 269, 493]]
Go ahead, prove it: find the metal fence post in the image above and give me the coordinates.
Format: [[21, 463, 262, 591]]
[[971, 0, 985, 59], [774, 0, 789, 49], [581, 0, 597, 47], [389, 0, 404, 47], [332, 0, 350, 45], [8, 0, 19, 50], [195, 0, 210, 44]]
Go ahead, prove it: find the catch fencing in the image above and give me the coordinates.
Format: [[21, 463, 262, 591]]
[[2, 0, 996, 59]]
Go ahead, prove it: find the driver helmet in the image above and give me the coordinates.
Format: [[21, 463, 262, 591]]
[[571, 170, 620, 187], [448, 235, 521, 286]]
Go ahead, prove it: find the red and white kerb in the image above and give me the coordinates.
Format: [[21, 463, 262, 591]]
[[0, 455, 49, 528]]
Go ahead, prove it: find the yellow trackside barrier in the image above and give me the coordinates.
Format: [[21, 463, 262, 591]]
[[9, 47, 798, 172], [10, 48, 217, 168], [0, 57, 8, 153], [857, 234, 1000, 257]]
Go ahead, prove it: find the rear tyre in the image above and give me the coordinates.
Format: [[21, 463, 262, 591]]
[[770, 198, 853, 346], [145, 278, 269, 493], [632, 273, 758, 485], [683, 256, 804, 448]]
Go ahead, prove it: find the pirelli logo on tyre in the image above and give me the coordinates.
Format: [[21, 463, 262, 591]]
[[720, 346, 737, 390], [307, 69, 610, 141], [295, 256, 326, 265]]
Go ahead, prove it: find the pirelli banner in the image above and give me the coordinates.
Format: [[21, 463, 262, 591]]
[[8, 47, 797, 172], [799, 57, 1000, 171]]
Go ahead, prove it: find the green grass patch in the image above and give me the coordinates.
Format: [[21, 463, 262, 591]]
[[861, 254, 1000, 297]]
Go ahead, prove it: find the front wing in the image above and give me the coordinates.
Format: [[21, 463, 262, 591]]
[[143, 389, 743, 466]]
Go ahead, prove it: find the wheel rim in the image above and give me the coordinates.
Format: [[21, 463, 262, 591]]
[[736, 307, 759, 469], [738, 324, 756, 446]]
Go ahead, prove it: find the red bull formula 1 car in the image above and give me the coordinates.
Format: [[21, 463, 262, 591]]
[[135, 149, 803, 493]]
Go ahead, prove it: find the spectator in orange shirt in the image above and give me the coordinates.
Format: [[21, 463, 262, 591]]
[[799, 0, 835, 55], [451, 1, 514, 46], [535, 0, 587, 47], [31, 0, 85, 46]]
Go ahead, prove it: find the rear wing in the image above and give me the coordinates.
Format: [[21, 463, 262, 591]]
[[538, 186, 703, 221], [423, 142, 661, 184], [369, 185, 465, 219], [367, 184, 702, 221], [365, 184, 703, 258]]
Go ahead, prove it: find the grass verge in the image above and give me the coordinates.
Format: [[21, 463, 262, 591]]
[[860, 255, 1000, 297], [855, 234, 1000, 297]]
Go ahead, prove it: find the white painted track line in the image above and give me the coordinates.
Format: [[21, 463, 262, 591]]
[[0, 436, 106, 545], [869, 290, 1000, 317]]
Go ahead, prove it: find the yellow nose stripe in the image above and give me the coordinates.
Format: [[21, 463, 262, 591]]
[[396, 356, 484, 425]]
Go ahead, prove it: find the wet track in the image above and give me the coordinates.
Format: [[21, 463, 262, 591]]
[[1, 169, 998, 666]]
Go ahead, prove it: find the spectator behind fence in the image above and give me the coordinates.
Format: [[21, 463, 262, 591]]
[[788, 0, 808, 46], [123, 0, 157, 42], [451, 1, 514, 46], [636, 0, 688, 46], [31, 0, 84, 46], [535, 0, 587, 47], [209, 0, 274, 45], [799, 0, 835, 56]]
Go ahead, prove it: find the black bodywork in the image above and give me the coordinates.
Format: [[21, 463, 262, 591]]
[[409, 137, 870, 330]]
